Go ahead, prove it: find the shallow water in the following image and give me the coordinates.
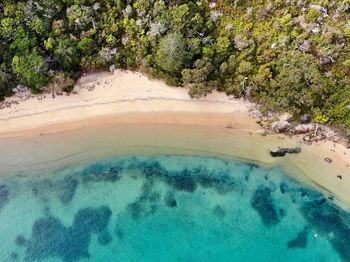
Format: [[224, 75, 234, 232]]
[[0, 155, 349, 262]]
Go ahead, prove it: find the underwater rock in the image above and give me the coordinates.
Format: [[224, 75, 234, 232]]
[[270, 147, 301, 157]]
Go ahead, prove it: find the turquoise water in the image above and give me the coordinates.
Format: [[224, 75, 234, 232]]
[[0, 155, 349, 262]]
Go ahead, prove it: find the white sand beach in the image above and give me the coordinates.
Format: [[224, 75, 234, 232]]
[[0, 70, 258, 136], [0, 70, 349, 209]]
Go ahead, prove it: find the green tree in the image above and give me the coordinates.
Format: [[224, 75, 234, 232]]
[[78, 37, 95, 56], [182, 57, 215, 97], [156, 32, 187, 74], [54, 37, 80, 71], [11, 53, 48, 91]]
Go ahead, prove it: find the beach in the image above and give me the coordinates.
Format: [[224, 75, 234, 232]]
[[0, 70, 349, 210], [0, 70, 257, 136]]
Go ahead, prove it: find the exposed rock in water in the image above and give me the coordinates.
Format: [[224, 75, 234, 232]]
[[270, 147, 301, 157], [324, 157, 332, 164]]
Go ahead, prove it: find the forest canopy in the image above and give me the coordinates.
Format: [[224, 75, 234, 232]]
[[1, 0, 350, 132]]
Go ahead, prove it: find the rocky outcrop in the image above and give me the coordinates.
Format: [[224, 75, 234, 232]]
[[300, 114, 312, 124], [255, 110, 349, 148], [292, 123, 316, 134], [271, 120, 291, 132]]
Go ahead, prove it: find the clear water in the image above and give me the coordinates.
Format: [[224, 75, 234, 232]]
[[0, 155, 349, 262]]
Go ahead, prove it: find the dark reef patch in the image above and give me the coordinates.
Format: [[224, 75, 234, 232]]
[[164, 192, 177, 208], [141, 162, 168, 178], [212, 205, 226, 218], [10, 252, 18, 260], [82, 166, 121, 183], [115, 227, 124, 240], [73, 206, 112, 233], [287, 226, 309, 249], [251, 187, 283, 226], [137, 162, 237, 195], [163, 173, 197, 193], [97, 231, 112, 246], [15, 234, 27, 246], [57, 176, 78, 204], [31, 177, 78, 204], [23, 206, 112, 262], [0, 184, 9, 211], [31, 179, 54, 201], [301, 201, 350, 261], [279, 183, 288, 194], [196, 175, 235, 194], [127, 181, 161, 220]]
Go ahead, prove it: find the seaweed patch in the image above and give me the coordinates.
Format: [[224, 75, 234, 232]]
[[251, 187, 283, 226], [287, 226, 309, 249], [56, 176, 78, 204], [212, 205, 226, 218], [15, 234, 27, 246], [163, 174, 197, 193], [301, 202, 350, 261], [0, 184, 9, 211], [127, 181, 161, 220], [164, 192, 177, 208], [82, 166, 121, 183]]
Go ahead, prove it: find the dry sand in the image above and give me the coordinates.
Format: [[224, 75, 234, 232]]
[[0, 70, 257, 136], [0, 70, 349, 209]]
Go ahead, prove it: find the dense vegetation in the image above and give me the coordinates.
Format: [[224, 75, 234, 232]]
[[1, 0, 350, 132]]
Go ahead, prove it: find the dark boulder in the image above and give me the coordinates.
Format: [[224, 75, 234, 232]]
[[324, 157, 332, 164], [270, 147, 301, 157]]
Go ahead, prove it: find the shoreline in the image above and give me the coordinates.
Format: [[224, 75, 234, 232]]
[[0, 70, 350, 210]]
